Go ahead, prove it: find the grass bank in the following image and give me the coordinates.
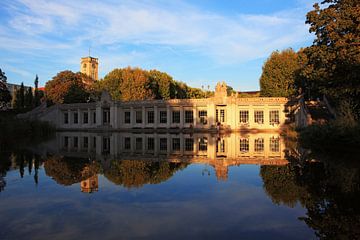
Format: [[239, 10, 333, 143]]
[[0, 111, 55, 151]]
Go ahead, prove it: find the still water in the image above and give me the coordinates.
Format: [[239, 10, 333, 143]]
[[0, 132, 359, 239]]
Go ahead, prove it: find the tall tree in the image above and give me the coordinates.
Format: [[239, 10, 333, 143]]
[[260, 48, 301, 97], [24, 87, 33, 109], [33, 74, 41, 107], [14, 82, 25, 109], [45, 71, 90, 104], [300, 0, 360, 113], [0, 69, 11, 109]]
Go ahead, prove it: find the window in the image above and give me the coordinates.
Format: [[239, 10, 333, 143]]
[[185, 110, 193, 123], [172, 111, 180, 123], [240, 138, 249, 152], [254, 110, 264, 124], [172, 138, 180, 151], [255, 138, 264, 152], [159, 111, 167, 124], [269, 110, 280, 125], [185, 138, 194, 151], [103, 109, 110, 124], [74, 137, 78, 148], [135, 137, 143, 150], [124, 137, 131, 150], [93, 137, 96, 148], [199, 137, 208, 151], [160, 138, 167, 151], [74, 112, 78, 124], [136, 111, 142, 124], [83, 112, 88, 124], [93, 112, 96, 124], [270, 137, 280, 152], [220, 109, 225, 122], [64, 113, 69, 124], [124, 111, 131, 124], [239, 110, 249, 124], [83, 63, 87, 69], [147, 111, 154, 124], [83, 137, 88, 148], [199, 110, 207, 124], [64, 136, 69, 148], [147, 137, 154, 150], [217, 139, 225, 153], [216, 109, 225, 122], [103, 137, 110, 153]]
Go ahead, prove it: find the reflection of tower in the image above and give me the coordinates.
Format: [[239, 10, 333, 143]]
[[214, 161, 228, 181], [80, 56, 99, 83], [81, 175, 98, 193]]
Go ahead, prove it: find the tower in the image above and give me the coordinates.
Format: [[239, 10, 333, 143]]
[[80, 56, 99, 83]]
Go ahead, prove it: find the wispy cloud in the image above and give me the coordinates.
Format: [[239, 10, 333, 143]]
[[0, 0, 313, 87]]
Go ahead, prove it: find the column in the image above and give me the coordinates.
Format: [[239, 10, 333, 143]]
[[77, 109, 81, 127], [142, 106, 146, 128], [130, 106, 134, 128], [166, 105, 171, 129], [180, 106, 184, 129], [180, 133, 184, 155], [67, 109, 71, 128], [154, 106, 158, 129], [96, 105, 102, 127], [193, 106, 197, 127], [248, 107, 254, 129], [167, 133, 171, 156], [87, 108, 91, 127], [154, 133, 159, 156]]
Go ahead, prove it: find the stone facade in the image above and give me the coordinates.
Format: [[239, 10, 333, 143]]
[[42, 83, 288, 132], [52, 131, 288, 181]]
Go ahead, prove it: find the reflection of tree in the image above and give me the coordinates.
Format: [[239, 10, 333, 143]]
[[44, 156, 100, 186], [261, 160, 360, 239], [260, 165, 306, 207], [104, 160, 188, 188]]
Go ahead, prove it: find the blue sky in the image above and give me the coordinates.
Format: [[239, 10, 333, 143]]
[[0, 0, 315, 91]]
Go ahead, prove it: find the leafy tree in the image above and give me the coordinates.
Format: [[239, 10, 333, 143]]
[[14, 82, 25, 109], [300, 0, 360, 113], [0, 69, 11, 109], [45, 71, 90, 104], [24, 87, 33, 109], [260, 48, 302, 97], [99, 67, 207, 101]]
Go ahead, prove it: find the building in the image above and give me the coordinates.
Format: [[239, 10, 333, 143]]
[[22, 82, 289, 131], [80, 56, 99, 83], [52, 131, 288, 182]]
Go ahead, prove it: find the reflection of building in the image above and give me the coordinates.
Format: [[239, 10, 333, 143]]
[[80, 56, 98, 82], [55, 132, 288, 181], [81, 175, 98, 193], [30, 81, 288, 131]]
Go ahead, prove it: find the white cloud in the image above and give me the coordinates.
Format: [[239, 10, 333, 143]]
[[1, 0, 312, 63]]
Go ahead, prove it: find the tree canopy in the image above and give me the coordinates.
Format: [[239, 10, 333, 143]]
[[299, 0, 360, 112], [97, 67, 207, 101], [45, 71, 91, 104], [260, 48, 302, 97]]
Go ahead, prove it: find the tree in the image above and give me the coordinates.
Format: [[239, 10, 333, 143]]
[[300, 0, 360, 113], [33, 74, 41, 107], [0, 69, 11, 109], [260, 48, 302, 97], [45, 71, 90, 104], [14, 82, 25, 109], [99, 67, 207, 101], [24, 87, 33, 109]]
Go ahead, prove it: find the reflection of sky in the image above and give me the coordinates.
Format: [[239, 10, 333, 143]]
[[0, 164, 314, 240]]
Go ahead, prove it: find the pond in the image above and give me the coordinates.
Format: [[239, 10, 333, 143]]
[[0, 132, 359, 239]]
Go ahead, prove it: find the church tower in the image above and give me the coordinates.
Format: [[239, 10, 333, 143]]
[[80, 56, 99, 82]]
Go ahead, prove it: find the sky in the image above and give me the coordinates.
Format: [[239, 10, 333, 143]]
[[0, 0, 315, 91]]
